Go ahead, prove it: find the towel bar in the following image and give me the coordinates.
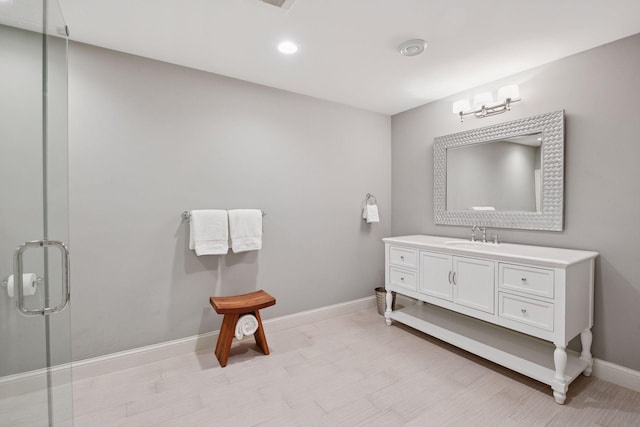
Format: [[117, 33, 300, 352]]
[[182, 210, 266, 221]]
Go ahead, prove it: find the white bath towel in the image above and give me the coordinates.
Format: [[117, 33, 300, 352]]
[[228, 209, 263, 253], [363, 204, 380, 223], [189, 210, 229, 256]]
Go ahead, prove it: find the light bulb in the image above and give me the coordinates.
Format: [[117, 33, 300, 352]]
[[498, 84, 520, 101], [473, 92, 493, 109], [452, 99, 470, 114]]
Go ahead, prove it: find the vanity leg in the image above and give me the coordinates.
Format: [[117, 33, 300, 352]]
[[580, 328, 594, 376], [384, 290, 393, 326], [552, 345, 568, 404]]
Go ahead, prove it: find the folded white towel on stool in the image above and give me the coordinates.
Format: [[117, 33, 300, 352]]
[[228, 209, 263, 253], [189, 210, 229, 256], [235, 314, 259, 340], [363, 204, 380, 223]]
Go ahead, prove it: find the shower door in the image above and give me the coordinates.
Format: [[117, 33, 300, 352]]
[[0, 0, 73, 426]]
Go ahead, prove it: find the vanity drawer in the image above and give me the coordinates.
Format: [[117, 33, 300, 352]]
[[499, 263, 554, 299], [389, 267, 417, 291], [499, 293, 554, 332], [389, 246, 417, 269]]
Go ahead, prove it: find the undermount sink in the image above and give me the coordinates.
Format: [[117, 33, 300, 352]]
[[443, 240, 499, 249]]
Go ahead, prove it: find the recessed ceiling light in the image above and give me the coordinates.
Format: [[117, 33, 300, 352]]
[[398, 39, 426, 57], [278, 41, 298, 54]]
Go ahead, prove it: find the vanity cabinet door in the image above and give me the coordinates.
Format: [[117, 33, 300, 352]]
[[419, 251, 453, 301], [452, 257, 495, 314]]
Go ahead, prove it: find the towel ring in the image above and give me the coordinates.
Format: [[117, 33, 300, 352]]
[[182, 210, 266, 222], [365, 193, 377, 205]]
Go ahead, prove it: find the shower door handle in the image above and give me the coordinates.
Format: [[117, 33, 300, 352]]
[[13, 240, 70, 316]]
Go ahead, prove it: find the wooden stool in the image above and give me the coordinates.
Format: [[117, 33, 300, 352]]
[[209, 290, 276, 367]]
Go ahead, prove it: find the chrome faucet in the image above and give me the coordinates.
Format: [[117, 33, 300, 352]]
[[470, 225, 479, 241], [471, 225, 489, 242]]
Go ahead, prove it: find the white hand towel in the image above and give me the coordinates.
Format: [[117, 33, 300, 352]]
[[189, 210, 229, 256], [471, 206, 496, 211], [363, 204, 380, 223], [228, 209, 262, 253]]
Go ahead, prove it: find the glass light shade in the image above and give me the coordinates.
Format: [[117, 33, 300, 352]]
[[498, 84, 520, 101], [473, 92, 493, 108], [452, 99, 471, 114]]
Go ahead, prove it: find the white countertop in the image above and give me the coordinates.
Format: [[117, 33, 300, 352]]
[[383, 235, 598, 268]]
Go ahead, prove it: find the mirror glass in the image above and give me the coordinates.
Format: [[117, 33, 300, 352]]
[[433, 110, 564, 231], [446, 133, 542, 212]]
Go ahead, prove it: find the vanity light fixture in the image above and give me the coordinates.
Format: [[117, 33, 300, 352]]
[[452, 84, 521, 122]]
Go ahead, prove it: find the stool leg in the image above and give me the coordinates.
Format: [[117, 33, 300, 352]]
[[252, 310, 270, 355], [215, 313, 239, 367]]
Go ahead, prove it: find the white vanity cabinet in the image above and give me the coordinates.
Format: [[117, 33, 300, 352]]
[[419, 252, 494, 314], [383, 235, 598, 405]]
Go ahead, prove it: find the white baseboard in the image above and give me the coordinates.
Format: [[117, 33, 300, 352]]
[[592, 358, 640, 393], [3, 296, 639, 399], [391, 302, 640, 392], [72, 295, 375, 381], [0, 363, 73, 399], [0, 296, 375, 397]]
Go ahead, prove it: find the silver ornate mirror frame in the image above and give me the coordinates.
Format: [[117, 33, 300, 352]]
[[434, 110, 564, 231]]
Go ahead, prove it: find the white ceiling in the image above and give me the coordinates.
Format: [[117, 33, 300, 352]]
[[55, 0, 640, 115]]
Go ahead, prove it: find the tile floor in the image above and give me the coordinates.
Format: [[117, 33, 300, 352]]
[[4, 305, 640, 426]]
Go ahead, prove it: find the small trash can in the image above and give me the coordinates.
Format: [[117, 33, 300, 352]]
[[375, 287, 396, 315]]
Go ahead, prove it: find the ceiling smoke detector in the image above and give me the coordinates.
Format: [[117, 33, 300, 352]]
[[259, 0, 296, 10], [398, 39, 426, 57]]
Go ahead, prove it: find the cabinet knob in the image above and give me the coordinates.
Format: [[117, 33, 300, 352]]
[[400, 256, 405, 260], [400, 277, 405, 281], [521, 309, 527, 314], [521, 278, 527, 283]]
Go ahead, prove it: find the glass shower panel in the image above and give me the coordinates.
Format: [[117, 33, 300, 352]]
[[0, 0, 72, 425]]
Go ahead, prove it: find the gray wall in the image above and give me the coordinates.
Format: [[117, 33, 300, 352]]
[[0, 25, 47, 377], [391, 33, 640, 370], [5, 25, 637, 376], [0, 26, 71, 376], [68, 43, 391, 361]]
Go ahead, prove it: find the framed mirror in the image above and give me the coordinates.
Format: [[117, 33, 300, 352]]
[[434, 110, 564, 231]]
